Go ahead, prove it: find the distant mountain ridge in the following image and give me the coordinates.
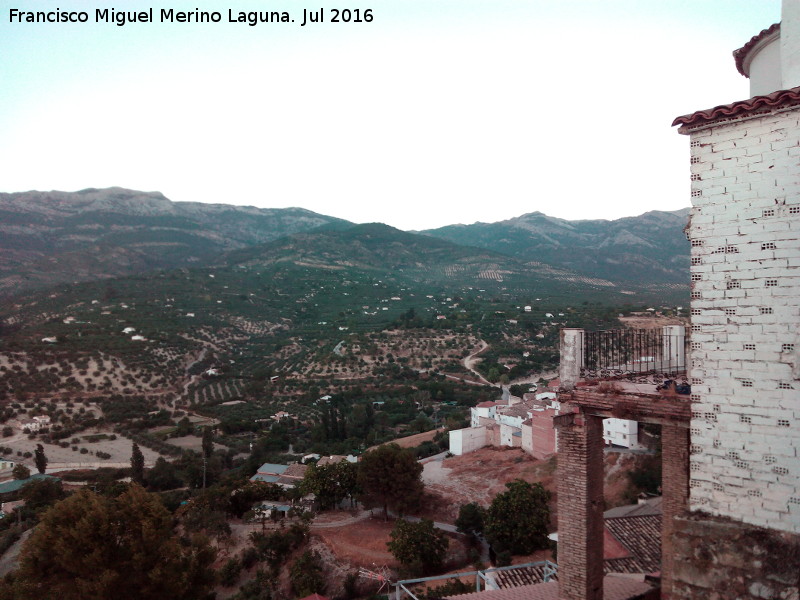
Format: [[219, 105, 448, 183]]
[[422, 209, 690, 285], [0, 187, 690, 300], [0, 187, 349, 295]]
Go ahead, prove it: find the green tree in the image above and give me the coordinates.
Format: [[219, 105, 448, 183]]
[[357, 444, 423, 519], [147, 457, 181, 491], [455, 502, 486, 539], [19, 477, 65, 516], [387, 519, 448, 576], [33, 444, 47, 475], [12, 463, 30, 480], [201, 426, 214, 459], [11, 485, 217, 600], [484, 479, 550, 555], [289, 550, 326, 597], [130, 442, 145, 485], [301, 461, 359, 510]]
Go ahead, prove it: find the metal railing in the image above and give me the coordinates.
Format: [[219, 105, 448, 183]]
[[563, 327, 688, 383]]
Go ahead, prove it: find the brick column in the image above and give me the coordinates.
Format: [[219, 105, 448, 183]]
[[661, 424, 689, 599], [554, 410, 604, 600]]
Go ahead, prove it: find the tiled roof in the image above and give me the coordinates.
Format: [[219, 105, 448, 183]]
[[250, 474, 281, 483], [604, 497, 662, 519], [256, 463, 289, 475], [282, 463, 308, 478], [0, 474, 59, 495], [604, 514, 662, 575], [733, 22, 780, 76], [476, 402, 496, 409], [445, 575, 654, 600], [498, 403, 533, 419], [672, 87, 800, 130], [493, 563, 556, 589]]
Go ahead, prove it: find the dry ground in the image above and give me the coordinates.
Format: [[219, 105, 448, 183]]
[[420, 446, 652, 524], [0, 427, 160, 473]]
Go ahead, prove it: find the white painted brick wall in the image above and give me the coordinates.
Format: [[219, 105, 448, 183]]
[[686, 108, 800, 534]]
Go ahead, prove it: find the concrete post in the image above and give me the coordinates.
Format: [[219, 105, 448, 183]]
[[554, 410, 604, 600], [662, 325, 685, 371], [560, 329, 584, 391]]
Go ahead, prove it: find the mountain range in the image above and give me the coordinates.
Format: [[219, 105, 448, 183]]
[[0, 187, 690, 301]]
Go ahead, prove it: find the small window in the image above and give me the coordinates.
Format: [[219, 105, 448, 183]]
[[766, 279, 778, 287], [762, 209, 775, 217]]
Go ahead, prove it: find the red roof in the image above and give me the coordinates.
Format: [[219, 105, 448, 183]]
[[733, 22, 780, 77], [476, 401, 496, 408], [672, 86, 800, 130]]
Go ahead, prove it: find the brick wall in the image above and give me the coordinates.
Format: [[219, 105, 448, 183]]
[[661, 425, 690, 599], [686, 107, 800, 533], [555, 410, 604, 600], [671, 512, 800, 599]]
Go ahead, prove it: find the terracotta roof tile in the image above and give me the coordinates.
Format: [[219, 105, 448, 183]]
[[604, 514, 662, 575], [445, 575, 654, 600], [733, 22, 780, 76], [672, 86, 800, 130]]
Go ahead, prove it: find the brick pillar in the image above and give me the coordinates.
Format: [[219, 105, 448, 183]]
[[661, 424, 689, 599], [554, 410, 604, 600]]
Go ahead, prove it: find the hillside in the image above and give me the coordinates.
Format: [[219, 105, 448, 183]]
[[422, 209, 690, 286], [0, 187, 349, 296]]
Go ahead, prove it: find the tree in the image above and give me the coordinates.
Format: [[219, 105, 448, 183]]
[[11, 485, 217, 600], [33, 444, 47, 474], [19, 477, 65, 516], [130, 442, 145, 485], [147, 457, 181, 491], [201, 426, 214, 459], [289, 550, 326, 597], [455, 502, 486, 539], [12, 463, 30, 480], [357, 444, 423, 519], [484, 479, 550, 555], [300, 461, 359, 510], [387, 519, 448, 576]]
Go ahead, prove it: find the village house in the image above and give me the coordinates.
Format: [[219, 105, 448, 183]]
[[450, 389, 641, 458], [249, 462, 308, 488]]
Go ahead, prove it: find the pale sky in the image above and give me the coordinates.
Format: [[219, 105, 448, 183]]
[[0, 0, 782, 230]]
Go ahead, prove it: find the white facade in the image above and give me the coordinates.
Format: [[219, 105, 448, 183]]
[[470, 403, 496, 428], [603, 418, 639, 448], [683, 107, 800, 533], [449, 426, 488, 456]]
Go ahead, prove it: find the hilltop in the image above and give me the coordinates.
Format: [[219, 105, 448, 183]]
[[422, 208, 690, 285], [0, 187, 349, 296]]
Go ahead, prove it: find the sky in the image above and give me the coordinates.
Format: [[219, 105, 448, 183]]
[[0, 0, 782, 230]]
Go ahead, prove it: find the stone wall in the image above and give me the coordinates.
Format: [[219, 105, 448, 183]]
[[671, 512, 800, 599], [686, 106, 800, 533]]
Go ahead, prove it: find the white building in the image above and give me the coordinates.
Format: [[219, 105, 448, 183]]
[[673, 2, 800, 534]]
